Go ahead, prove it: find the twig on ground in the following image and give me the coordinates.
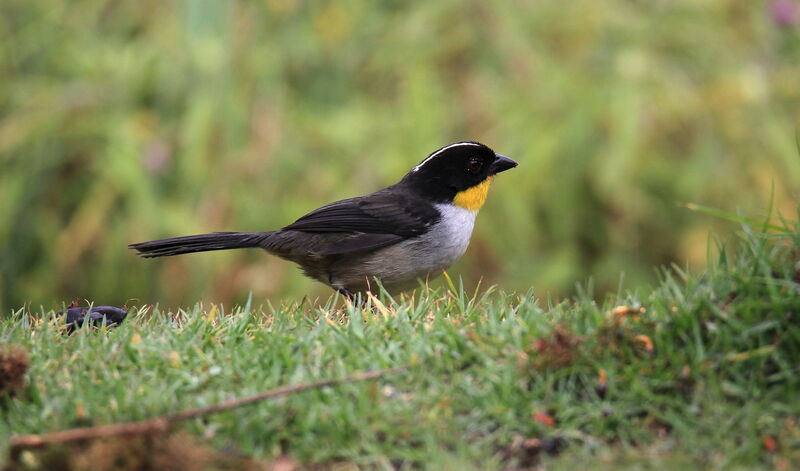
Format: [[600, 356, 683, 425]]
[[10, 366, 407, 450]]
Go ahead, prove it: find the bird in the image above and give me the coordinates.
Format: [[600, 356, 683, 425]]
[[130, 142, 517, 298]]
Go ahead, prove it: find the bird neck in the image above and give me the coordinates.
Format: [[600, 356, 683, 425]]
[[453, 177, 493, 211]]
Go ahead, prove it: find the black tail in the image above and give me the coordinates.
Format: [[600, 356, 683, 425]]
[[129, 232, 270, 258]]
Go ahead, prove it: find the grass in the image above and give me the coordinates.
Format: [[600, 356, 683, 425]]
[[1, 223, 799, 470]]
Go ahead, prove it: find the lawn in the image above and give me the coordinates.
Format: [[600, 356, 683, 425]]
[[2, 223, 798, 470]]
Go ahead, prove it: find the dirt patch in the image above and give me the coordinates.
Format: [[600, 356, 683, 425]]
[[5, 431, 295, 471], [0, 345, 29, 398], [594, 306, 656, 358], [520, 325, 584, 372]]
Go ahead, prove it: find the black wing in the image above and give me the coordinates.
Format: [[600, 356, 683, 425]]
[[282, 187, 440, 254]]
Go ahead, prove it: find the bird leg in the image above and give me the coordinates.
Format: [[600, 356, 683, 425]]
[[336, 286, 356, 300], [329, 273, 358, 302]]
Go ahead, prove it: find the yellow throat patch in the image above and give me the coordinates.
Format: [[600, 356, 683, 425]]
[[453, 177, 493, 211]]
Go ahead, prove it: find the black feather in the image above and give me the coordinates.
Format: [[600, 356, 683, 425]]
[[319, 233, 404, 255], [283, 186, 440, 238], [129, 232, 269, 257]]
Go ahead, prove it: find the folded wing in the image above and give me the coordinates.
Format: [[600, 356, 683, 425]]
[[282, 188, 440, 255]]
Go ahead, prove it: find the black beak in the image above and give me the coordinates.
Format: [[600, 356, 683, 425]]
[[489, 153, 518, 175]]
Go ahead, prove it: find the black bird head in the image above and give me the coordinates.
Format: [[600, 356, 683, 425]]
[[402, 141, 517, 210]]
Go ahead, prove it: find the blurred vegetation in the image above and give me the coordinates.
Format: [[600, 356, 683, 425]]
[[1, 0, 799, 312]]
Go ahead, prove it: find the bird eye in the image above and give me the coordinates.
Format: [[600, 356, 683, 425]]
[[466, 158, 483, 174]]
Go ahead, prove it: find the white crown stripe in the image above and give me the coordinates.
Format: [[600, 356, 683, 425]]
[[412, 142, 483, 172]]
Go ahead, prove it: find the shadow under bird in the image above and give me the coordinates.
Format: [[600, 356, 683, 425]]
[[130, 142, 517, 298]]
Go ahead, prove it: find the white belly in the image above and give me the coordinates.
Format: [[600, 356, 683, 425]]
[[416, 203, 477, 269], [335, 203, 477, 292]]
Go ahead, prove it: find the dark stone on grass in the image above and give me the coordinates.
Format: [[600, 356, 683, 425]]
[[500, 434, 567, 469], [57, 305, 129, 334], [541, 436, 566, 456]]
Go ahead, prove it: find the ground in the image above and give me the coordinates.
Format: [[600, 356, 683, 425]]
[[1, 228, 799, 470]]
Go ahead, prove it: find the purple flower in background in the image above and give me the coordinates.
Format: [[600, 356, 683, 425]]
[[772, 0, 799, 27]]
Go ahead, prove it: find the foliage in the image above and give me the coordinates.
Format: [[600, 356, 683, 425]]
[[1, 0, 799, 311]]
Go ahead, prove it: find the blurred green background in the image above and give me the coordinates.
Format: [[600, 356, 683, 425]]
[[1, 0, 799, 313]]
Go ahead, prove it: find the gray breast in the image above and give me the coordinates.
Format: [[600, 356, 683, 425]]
[[331, 204, 478, 293]]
